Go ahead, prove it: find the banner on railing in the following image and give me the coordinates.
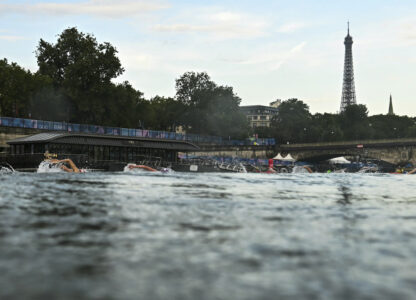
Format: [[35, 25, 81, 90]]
[[0, 116, 275, 146]]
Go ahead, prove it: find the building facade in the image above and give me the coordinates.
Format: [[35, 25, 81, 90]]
[[240, 104, 280, 128]]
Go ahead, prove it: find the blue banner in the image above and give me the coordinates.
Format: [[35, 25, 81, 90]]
[[0, 116, 275, 146]]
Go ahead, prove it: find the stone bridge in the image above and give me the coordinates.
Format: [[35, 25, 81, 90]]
[[191, 138, 416, 166], [277, 139, 416, 165]]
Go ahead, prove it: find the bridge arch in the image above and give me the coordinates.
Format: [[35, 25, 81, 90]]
[[278, 140, 416, 166]]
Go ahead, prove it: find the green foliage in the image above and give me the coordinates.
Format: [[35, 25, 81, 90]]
[[98, 81, 145, 128], [368, 114, 415, 139], [29, 75, 71, 121], [310, 113, 343, 142], [266, 102, 416, 143], [36, 27, 124, 87], [147, 96, 186, 131], [175, 72, 216, 106], [0, 59, 35, 117], [35, 27, 127, 124], [339, 104, 371, 140], [271, 99, 311, 143], [175, 72, 248, 138]]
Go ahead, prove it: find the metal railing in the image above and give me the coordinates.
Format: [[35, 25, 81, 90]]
[[0, 116, 275, 146]]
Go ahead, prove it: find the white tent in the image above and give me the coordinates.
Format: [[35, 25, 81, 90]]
[[329, 156, 351, 164], [281, 154, 296, 162], [273, 153, 284, 160]]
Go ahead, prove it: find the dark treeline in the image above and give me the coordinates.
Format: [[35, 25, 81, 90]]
[[256, 99, 416, 144], [0, 28, 248, 139], [1, 28, 414, 142]]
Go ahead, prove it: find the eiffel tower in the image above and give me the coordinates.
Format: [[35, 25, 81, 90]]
[[340, 22, 357, 112]]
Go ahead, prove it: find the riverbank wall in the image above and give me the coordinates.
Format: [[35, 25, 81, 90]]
[[187, 145, 275, 159]]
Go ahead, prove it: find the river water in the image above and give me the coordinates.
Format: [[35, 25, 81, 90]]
[[0, 171, 415, 300]]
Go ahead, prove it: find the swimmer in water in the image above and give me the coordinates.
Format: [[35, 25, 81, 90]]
[[47, 158, 81, 173], [126, 163, 157, 172]]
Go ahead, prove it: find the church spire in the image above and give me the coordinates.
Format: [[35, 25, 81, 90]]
[[388, 94, 394, 115]]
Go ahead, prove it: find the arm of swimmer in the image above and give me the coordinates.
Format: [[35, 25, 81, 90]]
[[408, 168, 416, 175], [140, 165, 157, 172], [60, 165, 73, 173], [304, 166, 313, 173], [129, 165, 157, 172], [57, 159, 80, 173], [65, 159, 80, 173]]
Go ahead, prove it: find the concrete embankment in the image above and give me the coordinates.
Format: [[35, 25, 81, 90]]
[[188, 145, 275, 159]]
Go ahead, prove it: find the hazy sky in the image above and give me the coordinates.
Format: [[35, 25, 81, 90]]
[[1, 0, 415, 115]]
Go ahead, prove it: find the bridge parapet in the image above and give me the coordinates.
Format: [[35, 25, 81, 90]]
[[277, 138, 416, 165], [279, 138, 416, 150]]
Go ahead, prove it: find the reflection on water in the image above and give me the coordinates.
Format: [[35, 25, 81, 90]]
[[1, 172, 416, 299], [338, 185, 352, 205]]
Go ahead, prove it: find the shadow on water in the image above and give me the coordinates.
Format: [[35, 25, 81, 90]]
[[337, 185, 352, 205], [262, 216, 292, 222], [178, 222, 241, 232]]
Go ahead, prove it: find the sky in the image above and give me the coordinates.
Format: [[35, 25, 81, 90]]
[[0, 0, 415, 115]]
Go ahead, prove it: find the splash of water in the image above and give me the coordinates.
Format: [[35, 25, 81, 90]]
[[37, 161, 65, 173], [0, 167, 13, 174], [160, 167, 174, 174], [123, 163, 142, 173], [0, 163, 15, 174], [292, 166, 310, 173]]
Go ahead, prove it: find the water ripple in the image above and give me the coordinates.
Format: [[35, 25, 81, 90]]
[[1, 172, 416, 299]]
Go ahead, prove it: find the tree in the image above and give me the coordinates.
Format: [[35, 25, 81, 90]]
[[175, 72, 248, 138], [29, 74, 72, 121], [271, 99, 311, 143], [0, 59, 34, 117], [339, 104, 371, 140], [311, 113, 343, 142], [369, 114, 414, 139], [98, 81, 145, 127], [148, 96, 186, 131], [35, 27, 125, 123], [175, 72, 216, 106], [36, 27, 124, 87]]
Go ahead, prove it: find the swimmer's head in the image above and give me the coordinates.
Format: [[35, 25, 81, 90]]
[[44, 151, 57, 159]]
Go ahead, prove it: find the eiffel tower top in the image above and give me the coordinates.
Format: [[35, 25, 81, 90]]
[[345, 22, 353, 44]]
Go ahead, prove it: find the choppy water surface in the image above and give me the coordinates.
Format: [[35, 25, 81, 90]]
[[1, 172, 416, 300]]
